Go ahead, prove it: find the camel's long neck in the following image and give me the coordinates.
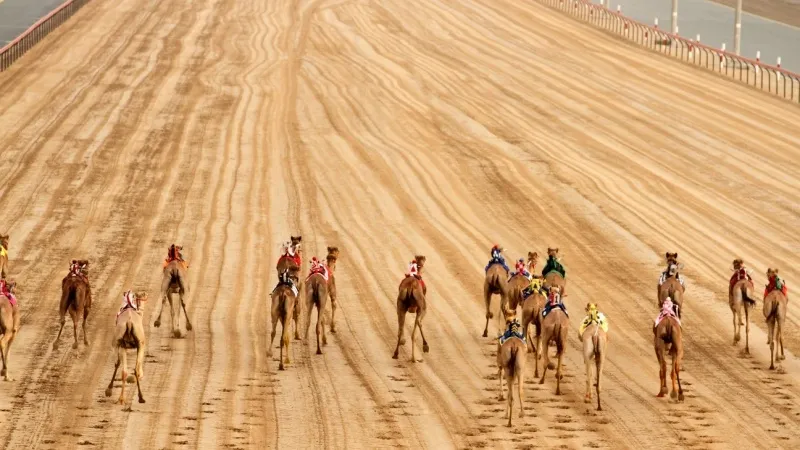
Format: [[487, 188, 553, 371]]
[[326, 259, 336, 272]]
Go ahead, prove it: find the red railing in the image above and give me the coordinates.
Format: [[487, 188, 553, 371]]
[[0, 0, 91, 72], [536, 0, 800, 103]]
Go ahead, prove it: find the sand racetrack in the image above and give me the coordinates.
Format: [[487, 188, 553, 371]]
[[1, 0, 800, 448]]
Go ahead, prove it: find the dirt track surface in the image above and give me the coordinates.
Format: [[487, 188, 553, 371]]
[[1, 0, 800, 448]]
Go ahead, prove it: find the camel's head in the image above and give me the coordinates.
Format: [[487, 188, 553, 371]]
[[134, 291, 149, 309], [547, 247, 559, 259], [732, 258, 744, 270], [585, 302, 599, 321], [290, 235, 302, 251], [767, 267, 779, 278], [326, 246, 340, 263], [665, 252, 679, 265], [503, 308, 517, 323], [0, 234, 8, 249], [414, 255, 426, 270], [527, 251, 539, 266]]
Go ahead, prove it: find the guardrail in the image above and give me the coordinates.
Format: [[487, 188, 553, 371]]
[[535, 0, 800, 104], [0, 0, 91, 72]]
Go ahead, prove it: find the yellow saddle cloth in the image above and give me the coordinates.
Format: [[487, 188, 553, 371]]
[[0, 246, 7, 258], [579, 311, 609, 336]]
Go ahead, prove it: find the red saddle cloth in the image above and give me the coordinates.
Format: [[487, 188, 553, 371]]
[[729, 268, 752, 293], [764, 276, 788, 300], [0, 280, 16, 307]]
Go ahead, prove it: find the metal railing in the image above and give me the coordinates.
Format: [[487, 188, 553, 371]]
[[535, 0, 800, 103], [0, 0, 91, 72]]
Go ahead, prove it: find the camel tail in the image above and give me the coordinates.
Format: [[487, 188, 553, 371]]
[[592, 334, 601, 359], [60, 286, 76, 315], [741, 285, 755, 305], [507, 345, 521, 379]]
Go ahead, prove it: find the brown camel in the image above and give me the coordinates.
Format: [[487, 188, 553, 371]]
[[729, 259, 756, 354], [154, 245, 192, 338], [658, 262, 685, 318], [325, 246, 340, 333], [105, 291, 148, 405], [653, 308, 684, 401], [269, 269, 298, 370], [54, 260, 92, 350], [0, 234, 9, 280], [0, 281, 20, 381], [277, 236, 304, 340], [579, 303, 608, 411], [542, 248, 567, 296], [496, 312, 526, 427], [763, 269, 787, 370], [304, 260, 329, 355], [657, 252, 683, 303], [538, 287, 569, 395], [520, 281, 546, 376], [393, 255, 430, 362], [506, 258, 533, 316], [483, 249, 509, 338]]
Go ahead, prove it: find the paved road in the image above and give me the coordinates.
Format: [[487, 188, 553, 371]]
[[595, 0, 800, 72], [0, 0, 67, 46]]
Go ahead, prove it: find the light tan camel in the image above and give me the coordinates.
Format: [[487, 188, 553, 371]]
[[0, 234, 9, 280], [542, 248, 567, 297], [154, 245, 192, 338], [658, 263, 684, 318], [579, 303, 608, 411], [54, 260, 92, 349], [654, 307, 684, 401], [269, 269, 298, 370], [106, 291, 148, 405], [520, 281, 546, 377], [483, 250, 508, 338], [763, 268, 787, 370], [0, 281, 20, 381], [506, 263, 531, 316], [393, 255, 429, 362], [497, 311, 526, 427], [538, 286, 569, 395], [325, 246, 340, 333], [729, 259, 756, 354], [304, 260, 329, 355]]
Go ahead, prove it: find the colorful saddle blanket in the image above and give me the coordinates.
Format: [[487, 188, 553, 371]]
[[498, 319, 526, 345], [579, 312, 608, 336]]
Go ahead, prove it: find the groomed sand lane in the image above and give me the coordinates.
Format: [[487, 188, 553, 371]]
[[1, 0, 800, 448]]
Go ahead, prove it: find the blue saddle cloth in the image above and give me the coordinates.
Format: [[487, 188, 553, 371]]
[[542, 302, 568, 318], [485, 256, 509, 273], [499, 320, 526, 345]]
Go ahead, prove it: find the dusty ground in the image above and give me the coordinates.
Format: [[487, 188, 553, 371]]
[[709, 0, 800, 29], [1, 0, 800, 448]]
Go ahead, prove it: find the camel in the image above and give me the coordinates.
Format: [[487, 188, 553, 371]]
[[763, 268, 787, 370], [520, 281, 546, 376], [0, 280, 20, 381], [269, 269, 298, 370], [0, 234, 9, 280], [277, 236, 303, 340], [654, 301, 684, 401], [154, 245, 192, 338], [304, 258, 330, 354], [506, 257, 533, 315], [497, 312, 526, 427], [105, 291, 148, 405], [658, 262, 685, 318], [729, 259, 756, 354], [483, 247, 509, 337], [393, 255, 430, 362], [579, 303, 608, 411], [542, 247, 567, 296], [538, 286, 569, 394], [325, 246, 340, 333], [54, 260, 92, 349]]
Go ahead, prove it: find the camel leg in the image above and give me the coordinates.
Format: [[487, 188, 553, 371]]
[[135, 344, 146, 403], [416, 306, 429, 353], [293, 302, 302, 341], [329, 297, 337, 334], [392, 308, 406, 359], [180, 294, 193, 332], [82, 309, 90, 347], [305, 291, 314, 342], [171, 293, 182, 339], [584, 345, 593, 403], [655, 341, 668, 397], [672, 340, 685, 401], [53, 315, 67, 349], [555, 345, 564, 396], [596, 346, 604, 411], [267, 311, 278, 358], [744, 304, 750, 354], [410, 314, 419, 363], [316, 305, 323, 355], [538, 332, 550, 384], [279, 318, 286, 371], [517, 358, 525, 419], [282, 307, 293, 368], [71, 310, 79, 350], [498, 362, 504, 401], [118, 347, 127, 405], [154, 273, 171, 327], [105, 350, 120, 397], [0, 333, 9, 381], [482, 284, 492, 337], [732, 308, 740, 345], [768, 319, 776, 370], [533, 320, 542, 378], [506, 373, 513, 427]]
